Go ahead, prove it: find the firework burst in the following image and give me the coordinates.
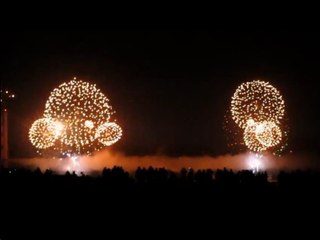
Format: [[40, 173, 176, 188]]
[[29, 118, 60, 149], [229, 80, 287, 153], [95, 122, 123, 146], [29, 78, 122, 155], [231, 80, 285, 129]]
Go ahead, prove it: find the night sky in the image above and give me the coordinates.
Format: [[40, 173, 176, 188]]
[[1, 29, 319, 157]]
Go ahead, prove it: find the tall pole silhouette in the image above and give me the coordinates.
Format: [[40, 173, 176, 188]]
[[1, 90, 14, 166]]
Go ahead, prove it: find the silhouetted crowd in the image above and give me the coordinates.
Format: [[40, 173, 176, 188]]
[[1, 166, 319, 197], [1, 166, 319, 238]]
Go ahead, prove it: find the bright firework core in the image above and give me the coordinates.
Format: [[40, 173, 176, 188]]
[[85, 120, 94, 129], [247, 153, 263, 173], [29, 78, 123, 155], [53, 121, 64, 137]]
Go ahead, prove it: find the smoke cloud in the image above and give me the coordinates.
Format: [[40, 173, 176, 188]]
[[6, 150, 319, 174]]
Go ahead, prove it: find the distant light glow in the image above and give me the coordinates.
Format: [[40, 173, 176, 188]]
[[1, 89, 15, 107]]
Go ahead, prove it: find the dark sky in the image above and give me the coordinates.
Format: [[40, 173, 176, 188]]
[[1, 29, 319, 157]]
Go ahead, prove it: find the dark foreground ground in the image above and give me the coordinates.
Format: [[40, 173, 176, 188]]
[[1, 166, 319, 238]]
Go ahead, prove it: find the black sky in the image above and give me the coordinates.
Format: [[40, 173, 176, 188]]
[[1, 29, 319, 157]]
